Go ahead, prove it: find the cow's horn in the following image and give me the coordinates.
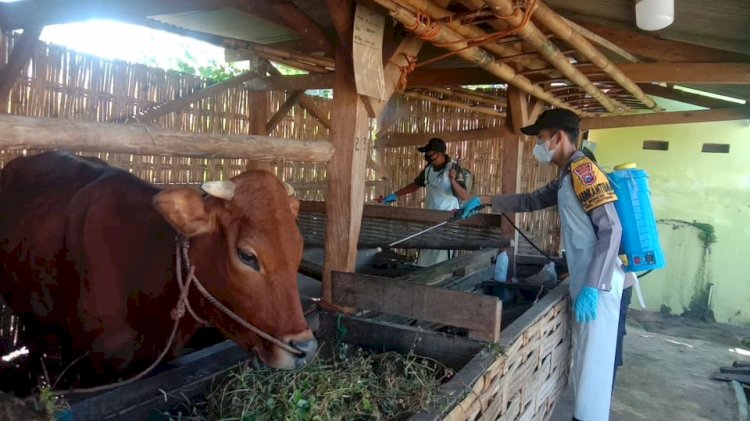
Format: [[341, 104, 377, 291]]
[[201, 180, 236, 201], [282, 181, 295, 197]]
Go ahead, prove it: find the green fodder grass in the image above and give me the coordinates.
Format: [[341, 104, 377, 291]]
[[167, 348, 454, 421]]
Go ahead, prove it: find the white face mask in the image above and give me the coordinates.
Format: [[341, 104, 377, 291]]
[[533, 139, 558, 164]]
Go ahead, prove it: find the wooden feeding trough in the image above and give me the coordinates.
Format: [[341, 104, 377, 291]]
[[64, 243, 569, 421]]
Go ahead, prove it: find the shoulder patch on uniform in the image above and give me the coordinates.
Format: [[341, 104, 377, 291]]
[[570, 157, 617, 212]]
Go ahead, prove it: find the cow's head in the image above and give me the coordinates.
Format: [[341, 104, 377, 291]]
[[153, 171, 315, 369]]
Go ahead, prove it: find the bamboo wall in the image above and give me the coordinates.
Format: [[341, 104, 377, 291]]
[[0, 34, 560, 252]]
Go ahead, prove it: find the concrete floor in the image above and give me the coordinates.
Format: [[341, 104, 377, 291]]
[[551, 310, 750, 421]]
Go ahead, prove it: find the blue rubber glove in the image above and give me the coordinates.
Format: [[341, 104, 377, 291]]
[[383, 193, 398, 204], [459, 196, 483, 220], [575, 286, 599, 323]]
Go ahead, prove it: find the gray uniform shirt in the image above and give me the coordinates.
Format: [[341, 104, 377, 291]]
[[490, 151, 623, 290]]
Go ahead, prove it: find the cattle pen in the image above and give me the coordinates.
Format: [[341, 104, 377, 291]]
[[0, 1, 748, 420]]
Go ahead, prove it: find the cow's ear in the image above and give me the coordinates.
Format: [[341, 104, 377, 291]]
[[153, 188, 217, 237]]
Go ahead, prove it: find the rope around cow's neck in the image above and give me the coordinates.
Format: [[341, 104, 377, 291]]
[[52, 237, 300, 395], [175, 236, 302, 356]]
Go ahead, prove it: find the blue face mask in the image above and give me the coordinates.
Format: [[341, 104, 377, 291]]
[[533, 140, 557, 164]]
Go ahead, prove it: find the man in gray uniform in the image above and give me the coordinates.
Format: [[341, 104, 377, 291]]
[[461, 109, 625, 420]]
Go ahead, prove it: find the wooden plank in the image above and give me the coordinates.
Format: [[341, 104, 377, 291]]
[[399, 248, 497, 285], [300, 201, 506, 227], [131, 71, 261, 123], [68, 340, 249, 420], [265, 90, 304, 134], [0, 26, 42, 113], [581, 107, 750, 130], [246, 86, 273, 171], [318, 312, 484, 370], [599, 63, 750, 85], [0, 115, 335, 161], [576, 22, 750, 63], [322, 0, 373, 303], [376, 126, 510, 148], [637, 84, 738, 109], [332, 271, 501, 341]]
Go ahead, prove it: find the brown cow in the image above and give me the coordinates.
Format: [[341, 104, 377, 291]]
[[0, 151, 316, 388]]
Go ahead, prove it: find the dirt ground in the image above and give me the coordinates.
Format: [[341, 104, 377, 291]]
[[552, 309, 750, 420]]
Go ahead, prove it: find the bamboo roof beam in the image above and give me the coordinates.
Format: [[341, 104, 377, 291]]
[[401, 91, 506, 117], [457, 0, 549, 70], [559, 17, 639, 63], [480, 0, 625, 113], [399, 0, 546, 67], [372, 0, 588, 116], [532, 3, 658, 110]]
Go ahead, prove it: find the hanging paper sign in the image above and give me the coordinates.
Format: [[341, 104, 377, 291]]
[[353, 4, 387, 100]]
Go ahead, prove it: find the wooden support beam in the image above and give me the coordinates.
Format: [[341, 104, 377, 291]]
[[577, 22, 750, 63], [318, 312, 484, 370], [0, 26, 42, 113], [264, 64, 332, 131], [131, 71, 260, 123], [0, 0, 234, 29], [242, 62, 750, 90], [419, 86, 507, 107], [322, 0, 373, 303], [401, 91, 506, 117], [301, 200, 506, 227], [503, 87, 527, 246], [297, 205, 508, 250], [245, 85, 273, 172], [375, 126, 511, 148], [332, 272, 501, 341], [265, 90, 305, 134], [365, 0, 453, 118], [581, 107, 750, 130], [637, 84, 740, 109], [605, 63, 750, 85], [0, 114, 335, 161]]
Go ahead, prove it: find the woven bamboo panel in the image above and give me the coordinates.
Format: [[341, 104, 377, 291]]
[[441, 297, 571, 421]]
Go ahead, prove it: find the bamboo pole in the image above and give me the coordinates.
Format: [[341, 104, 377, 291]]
[[533, 3, 658, 110], [402, 91, 506, 117], [372, 0, 588, 116], [480, 0, 625, 113], [559, 17, 639, 63], [0, 115, 335, 162], [399, 0, 544, 66]]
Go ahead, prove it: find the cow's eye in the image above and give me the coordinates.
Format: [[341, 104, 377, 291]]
[[237, 249, 260, 271]]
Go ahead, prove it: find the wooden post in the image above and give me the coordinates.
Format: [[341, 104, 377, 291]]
[[503, 87, 533, 259], [246, 88, 273, 172], [322, 0, 372, 304]]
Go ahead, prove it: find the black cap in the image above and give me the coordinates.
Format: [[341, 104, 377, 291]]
[[520, 109, 580, 136], [417, 138, 447, 153]]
